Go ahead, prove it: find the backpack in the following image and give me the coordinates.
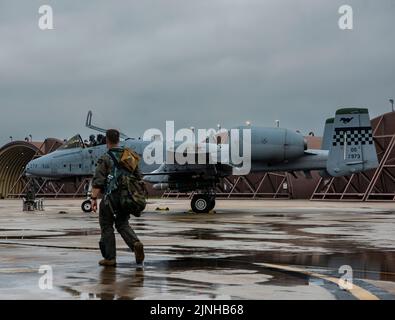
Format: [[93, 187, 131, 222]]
[[106, 148, 147, 217]]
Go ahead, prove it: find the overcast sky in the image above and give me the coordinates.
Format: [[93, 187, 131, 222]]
[[0, 0, 394, 145]]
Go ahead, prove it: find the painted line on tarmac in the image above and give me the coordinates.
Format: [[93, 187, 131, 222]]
[[0, 268, 37, 273], [0, 241, 98, 251], [258, 262, 380, 300]]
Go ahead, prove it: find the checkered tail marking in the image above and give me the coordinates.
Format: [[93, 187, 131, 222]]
[[332, 126, 373, 147]]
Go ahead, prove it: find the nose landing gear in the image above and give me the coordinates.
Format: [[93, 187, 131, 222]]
[[81, 199, 92, 213], [81, 179, 93, 213]]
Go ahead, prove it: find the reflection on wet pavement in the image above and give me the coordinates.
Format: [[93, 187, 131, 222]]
[[0, 199, 395, 300]]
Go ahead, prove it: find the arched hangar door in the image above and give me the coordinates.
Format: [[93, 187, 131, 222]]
[[0, 142, 42, 198]]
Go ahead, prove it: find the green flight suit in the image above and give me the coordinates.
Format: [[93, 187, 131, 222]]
[[92, 147, 140, 260]]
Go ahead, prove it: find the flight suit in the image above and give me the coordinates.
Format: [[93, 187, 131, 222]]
[[92, 148, 140, 261]]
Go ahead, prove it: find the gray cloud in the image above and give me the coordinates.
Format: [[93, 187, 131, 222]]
[[0, 0, 394, 145]]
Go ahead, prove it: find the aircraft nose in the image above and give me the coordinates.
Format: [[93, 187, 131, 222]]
[[25, 158, 40, 176]]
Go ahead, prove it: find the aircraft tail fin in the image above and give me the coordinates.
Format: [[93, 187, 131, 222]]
[[321, 117, 334, 150], [326, 108, 378, 177]]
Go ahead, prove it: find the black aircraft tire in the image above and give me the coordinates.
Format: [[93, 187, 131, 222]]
[[81, 200, 92, 213], [191, 195, 211, 213], [207, 199, 216, 212]]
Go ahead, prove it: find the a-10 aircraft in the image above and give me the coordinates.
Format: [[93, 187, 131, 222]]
[[25, 108, 378, 213]]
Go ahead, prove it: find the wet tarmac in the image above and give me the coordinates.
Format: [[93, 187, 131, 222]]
[[0, 199, 395, 300]]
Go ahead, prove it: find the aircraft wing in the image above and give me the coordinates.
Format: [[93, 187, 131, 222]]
[[303, 150, 321, 155], [142, 142, 234, 191]]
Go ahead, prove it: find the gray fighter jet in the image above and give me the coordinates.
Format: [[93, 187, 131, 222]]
[[26, 108, 378, 213]]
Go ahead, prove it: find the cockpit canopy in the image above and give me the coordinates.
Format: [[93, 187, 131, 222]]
[[59, 134, 107, 150], [59, 134, 85, 150]]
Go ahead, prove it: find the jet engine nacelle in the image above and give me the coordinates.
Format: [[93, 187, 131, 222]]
[[234, 127, 307, 162]]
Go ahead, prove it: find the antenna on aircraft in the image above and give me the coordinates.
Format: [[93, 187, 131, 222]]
[[85, 110, 130, 140]]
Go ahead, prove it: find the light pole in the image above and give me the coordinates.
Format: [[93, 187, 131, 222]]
[[390, 99, 394, 112]]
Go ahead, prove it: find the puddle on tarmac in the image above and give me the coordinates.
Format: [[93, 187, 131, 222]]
[[58, 249, 395, 300], [147, 249, 395, 282], [1, 206, 395, 299]]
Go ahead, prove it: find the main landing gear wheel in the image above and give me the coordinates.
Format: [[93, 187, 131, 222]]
[[81, 199, 92, 213], [207, 198, 216, 211], [191, 194, 216, 213]]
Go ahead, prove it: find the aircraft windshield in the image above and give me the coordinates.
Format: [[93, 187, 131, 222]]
[[59, 134, 85, 150]]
